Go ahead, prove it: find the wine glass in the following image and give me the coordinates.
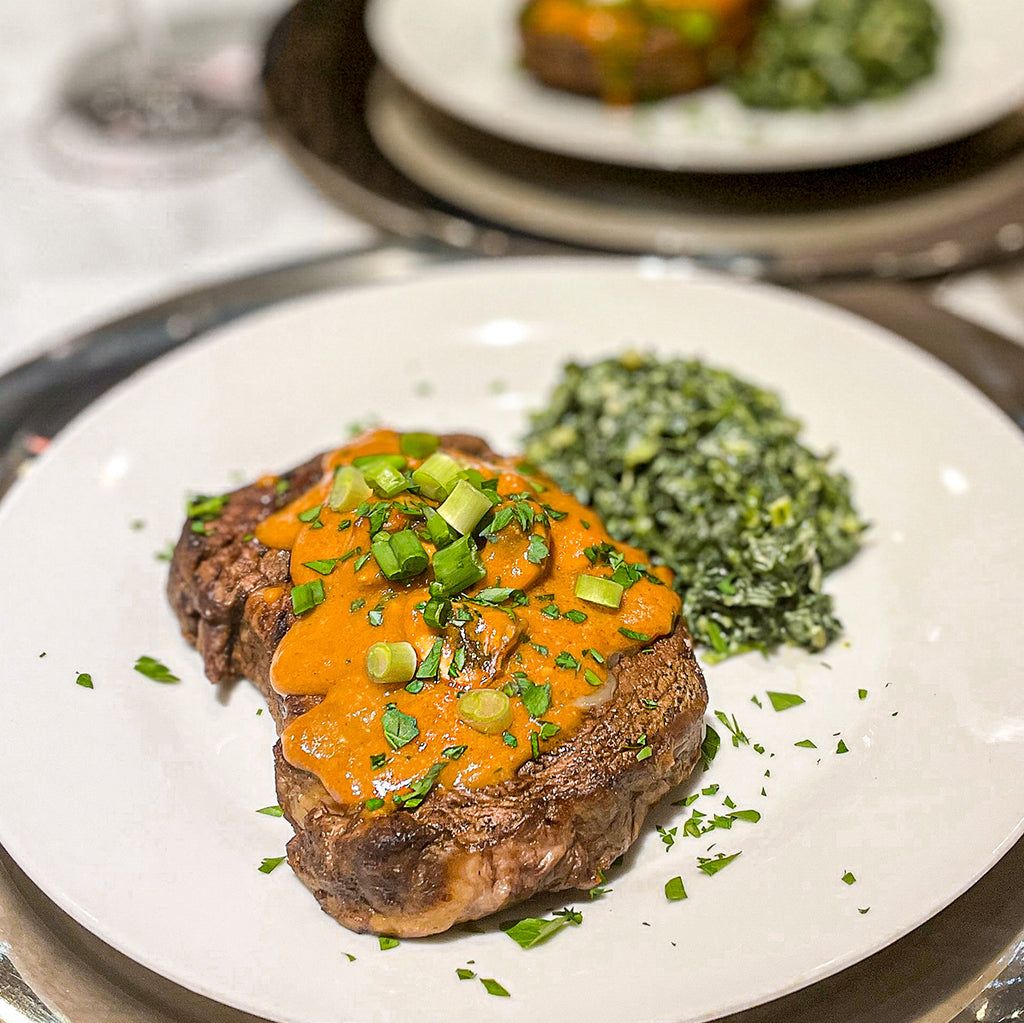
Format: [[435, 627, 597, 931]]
[[37, 0, 269, 184]]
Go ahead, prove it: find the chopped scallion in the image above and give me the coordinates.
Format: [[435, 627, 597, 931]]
[[423, 597, 452, 629], [431, 535, 486, 596], [328, 466, 371, 512], [438, 480, 492, 535], [412, 451, 462, 501], [389, 528, 429, 577], [457, 689, 513, 734], [366, 642, 418, 684], [361, 459, 410, 498], [574, 574, 624, 608]]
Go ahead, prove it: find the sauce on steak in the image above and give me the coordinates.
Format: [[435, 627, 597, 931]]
[[167, 429, 708, 935]]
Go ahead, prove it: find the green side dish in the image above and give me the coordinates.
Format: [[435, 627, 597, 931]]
[[524, 353, 867, 660], [729, 0, 942, 110]]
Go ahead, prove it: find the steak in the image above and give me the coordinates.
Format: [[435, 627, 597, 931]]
[[519, 0, 767, 103], [167, 435, 708, 937]]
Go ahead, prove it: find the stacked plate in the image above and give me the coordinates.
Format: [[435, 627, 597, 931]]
[[262, 0, 1024, 278]]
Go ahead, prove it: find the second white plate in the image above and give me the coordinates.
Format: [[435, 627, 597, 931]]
[[367, 0, 1024, 171]]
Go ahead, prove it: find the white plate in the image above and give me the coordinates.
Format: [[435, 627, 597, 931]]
[[1, 259, 1023, 1023], [366, 0, 1024, 171]]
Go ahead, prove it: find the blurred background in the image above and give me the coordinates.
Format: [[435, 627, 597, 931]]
[[3, 0, 1024, 388], [0, 0, 372, 375]]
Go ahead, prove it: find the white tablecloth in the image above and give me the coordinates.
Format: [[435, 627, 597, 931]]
[[0, 0, 376, 377]]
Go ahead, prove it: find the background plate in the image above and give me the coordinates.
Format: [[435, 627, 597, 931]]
[[0, 260, 1023, 1023], [366, 0, 1024, 172]]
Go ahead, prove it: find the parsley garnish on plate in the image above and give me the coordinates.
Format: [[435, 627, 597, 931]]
[[134, 656, 179, 683], [502, 908, 582, 949], [767, 691, 805, 711], [664, 876, 688, 901]]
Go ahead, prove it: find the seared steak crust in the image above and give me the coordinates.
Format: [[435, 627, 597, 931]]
[[168, 439, 708, 936]]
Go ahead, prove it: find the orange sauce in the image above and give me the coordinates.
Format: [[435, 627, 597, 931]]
[[255, 429, 680, 811]]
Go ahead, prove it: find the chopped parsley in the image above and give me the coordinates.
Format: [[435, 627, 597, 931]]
[[134, 656, 179, 683], [525, 534, 549, 564], [186, 493, 228, 521], [393, 762, 447, 809], [256, 805, 283, 817], [481, 978, 510, 997], [553, 651, 580, 672], [714, 710, 749, 747], [664, 876, 687, 901], [258, 856, 285, 874], [700, 725, 721, 771], [381, 704, 419, 750], [767, 691, 805, 712], [502, 908, 583, 949], [511, 675, 551, 718], [415, 638, 444, 680], [378, 936, 400, 951], [290, 580, 325, 615], [76, 672, 94, 689], [697, 851, 741, 876], [618, 627, 650, 643], [302, 558, 339, 575]]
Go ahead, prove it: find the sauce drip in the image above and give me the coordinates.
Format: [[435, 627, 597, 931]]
[[255, 429, 680, 811]]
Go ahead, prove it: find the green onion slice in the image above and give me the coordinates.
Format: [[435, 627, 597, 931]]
[[423, 505, 459, 549], [457, 689, 513, 734], [366, 642, 418, 684], [423, 597, 452, 629], [412, 452, 463, 502], [389, 528, 429, 577], [371, 537, 403, 580], [438, 480, 492, 535], [431, 535, 486, 596], [399, 432, 440, 459], [574, 574, 624, 609], [328, 466, 372, 512], [361, 460, 410, 499]]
